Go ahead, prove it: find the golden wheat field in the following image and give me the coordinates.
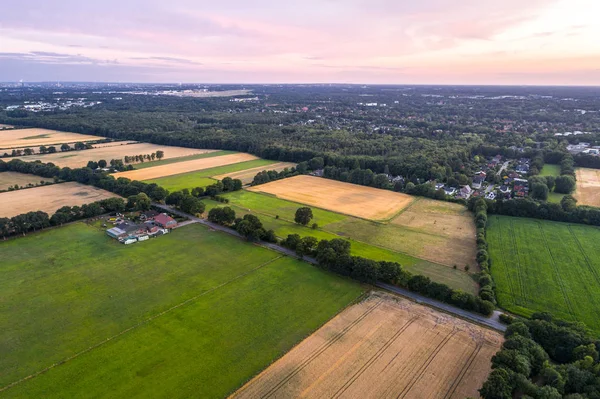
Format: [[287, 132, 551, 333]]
[[247, 175, 414, 220], [112, 153, 258, 181], [13, 143, 212, 168], [0, 172, 51, 191], [0, 128, 104, 149], [0, 182, 119, 217], [574, 168, 600, 207], [232, 293, 502, 399]]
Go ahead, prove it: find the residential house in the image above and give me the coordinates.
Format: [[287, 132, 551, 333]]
[[457, 185, 472, 199], [444, 187, 457, 196], [485, 192, 496, 200], [435, 183, 445, 190], [472, 176, 485, 189]]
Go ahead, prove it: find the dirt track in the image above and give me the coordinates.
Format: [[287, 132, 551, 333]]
[[248, 175, 414, 220], [574, 168, 600, 207], [213, 162, 297, 185], [112, 153, 258, 181], [0, 182, 119, 218], [232, 293, 502, 399], [0, 128, 104, 149], [14, 143, 211, 168]]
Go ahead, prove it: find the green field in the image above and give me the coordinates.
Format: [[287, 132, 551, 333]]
[[0, 223, 362, 397], [487, 215, 600, 330], [547, 191, 565, 204], [540, 164, 561, 176], [133, 150, 237, 169], [204, 191, 477, 293], [145, 159, 277, 191]]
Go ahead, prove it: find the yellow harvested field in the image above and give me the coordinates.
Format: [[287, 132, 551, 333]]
[[0, 182, 119, 218], [391, 198, 477, 267], [212, 162, 297, 185], [112, 153, 259, 181], [14, 143, 212, 168], [574, 168, 600, 207], [248, 175, 414, 220], [233, 293, 502, 399], [0, 172, 49, 191], [0, 128, 104, 149], [91, 140, 138, 148]]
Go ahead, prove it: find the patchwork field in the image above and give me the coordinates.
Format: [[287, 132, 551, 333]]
[[487, 215, 600, 331], [0, 223, 362, 397], [112, 152, 258, 181], [213, 161, 297, 185], [144, 159, 277, 192], [203, 190, 477, 293], [14, 142, 211, 168], [0, 171, 50, 191], [0, 128, 104, 149], [0, 182, 119, 217], [574, 167, 600, 207], [248, 175, 414, 221], [233, 293, 502, 399], [133, 150, 237, 169]]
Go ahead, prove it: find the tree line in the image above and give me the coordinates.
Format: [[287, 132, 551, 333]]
[[480, 313, 600, 399], [0, 197, 126, 239], [123, 150, 164, 164]]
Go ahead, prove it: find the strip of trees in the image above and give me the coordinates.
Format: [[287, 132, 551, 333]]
[[123, 151, 164, 164], [480, 313, 600, 399], [0, 197, 126, 239], [468, 197, 496, 305]]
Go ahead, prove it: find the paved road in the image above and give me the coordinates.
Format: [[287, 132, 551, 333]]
[[154, 203, 506, 333], [496, 161, 510, 177], [376, 282, 506, 332]]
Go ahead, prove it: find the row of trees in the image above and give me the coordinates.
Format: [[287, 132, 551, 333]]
[[123, 151, 164, 164], [207, 206, 277, 242], [469, 198, 496, 305], [480, 313, 600, 398], [165, 191, 205, 215], [251, 167, 300, 186], [1, 142, 95, 158], [0, 197, 126, 239]]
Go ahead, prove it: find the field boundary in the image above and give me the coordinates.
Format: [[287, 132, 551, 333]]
[[508, 220, 528, 304], [0, 255, 283, 393]]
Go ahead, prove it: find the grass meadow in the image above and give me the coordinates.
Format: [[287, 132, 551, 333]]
[[204, 191, 477, 293], [0, 222, 362, 397], [144, 159, 277, 191], [487, 215, 600, 331], [540, 163, 561, 177], [133, 150, 237, 169]]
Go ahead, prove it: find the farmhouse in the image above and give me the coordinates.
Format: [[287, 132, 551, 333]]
[[154, 213, 178, 228], [105, 212, 176, 244]]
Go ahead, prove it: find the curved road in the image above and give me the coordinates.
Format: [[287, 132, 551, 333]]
[[154, 203, 506, 333]]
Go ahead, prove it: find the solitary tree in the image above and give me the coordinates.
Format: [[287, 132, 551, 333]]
[[97, 159, 107, 168], [295, 207, 313, 225]]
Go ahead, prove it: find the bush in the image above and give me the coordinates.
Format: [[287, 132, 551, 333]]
[[499, 313, 515, 325]]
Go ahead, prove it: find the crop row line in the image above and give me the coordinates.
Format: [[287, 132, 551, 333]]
[[442, 342, 484, 399], [537, 223, 576, 319], [508, 219, 528, 304], [496, 219, 519, 306]]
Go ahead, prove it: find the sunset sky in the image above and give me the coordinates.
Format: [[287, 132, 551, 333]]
[[1, 0, 599, 84]]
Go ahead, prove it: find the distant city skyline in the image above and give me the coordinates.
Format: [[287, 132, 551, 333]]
[[1, 0, 599, 85]]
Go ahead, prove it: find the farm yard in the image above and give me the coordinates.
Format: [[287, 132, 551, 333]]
[[0, 182, 118, 218], [14, 142, 212, 168], [574, 167, 600, 207], [248, 175, 414, 221], [0, 223, 363, 397], [143, 158, 277, 192], [0, 128, 104, 149], [213, 161, 297, 185], [233, 293, 502, 399], [203, 189, 478, 293], [112, 152, 259, 181], [0, 171, 50, 191], [487, 215, 600, 331]]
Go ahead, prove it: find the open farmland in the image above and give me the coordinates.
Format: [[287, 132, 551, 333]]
[[233, 293, 502, 399], [14, 142, 212, 168], [132, 150, 237, 169], [203, 191, 478, 293], [112, 152, 259, 181], [0, 182, 118, 217], [248, 175, 414, 221], [0, 128, 104, 149], [574, 167, 600, 207], [0, 223, 362, 397], [0, 172, 50, 191], [213, 161, 297, 185], [487, 215, 600, 331], [144, 159, 277, 191]]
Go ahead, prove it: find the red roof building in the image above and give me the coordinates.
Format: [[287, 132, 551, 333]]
[[153, 213, 177, 229]]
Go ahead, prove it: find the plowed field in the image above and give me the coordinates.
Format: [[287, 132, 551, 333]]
[[233, 293, 502, 399]]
